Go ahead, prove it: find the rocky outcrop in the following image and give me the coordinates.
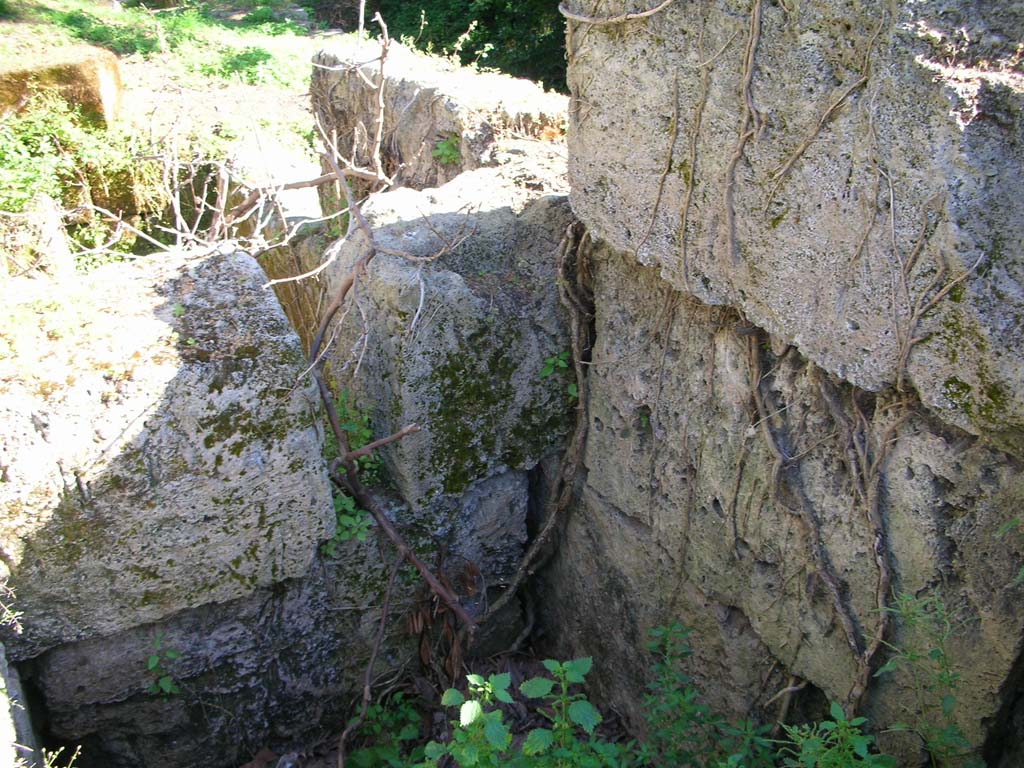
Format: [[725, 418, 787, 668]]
[[311, 38, 566, 195], [0, 34, 576, 765], [322, 138, 573, 621], [0, 251, 341, 765], [566, 0, 1023, 448], [542, 0, 1024, 763], [0, 251, 331, 658], [0, 45, 122, 126]]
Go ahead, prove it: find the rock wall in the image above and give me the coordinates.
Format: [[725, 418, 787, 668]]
[[311, 38, 566, 196], [0, 40, 576, 766], [542, 0, 1024, 763], [320, 141, 573, 631], [0, 252, 367, 767]]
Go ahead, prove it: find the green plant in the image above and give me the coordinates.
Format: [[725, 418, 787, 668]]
[[539, 351, 569, 378], [335, 388, 384, 483], [346, 691, 426, 767], [874, 593, 982, 767], [636, 624, 775, 768], [201, 45, 276, 84], [431, 134, 461, 166], [540, 351, 577, 401], [636, 623, 720, 767], [424, 672, 513, 767], [146, 631, 181, 696], [50, 6, 205, 56], [321, 492, 372, 556], [0, 86, 165, 263], [780, 702, 895, 768], [519, 657, 627, 767], [422, 661, 628, 768]]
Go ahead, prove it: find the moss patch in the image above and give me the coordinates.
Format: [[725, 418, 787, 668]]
[[424, 324, 519, 495]]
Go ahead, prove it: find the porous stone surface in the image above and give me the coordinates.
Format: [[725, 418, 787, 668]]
[[29, 542, 404, 768], [322, 140, 573, 608], [543, 1, 1024, 762], [0, 45, 122, 126], [540, 243, 1024, 760], [565, 0, 1024, 447], [0, 250, 332, 660], [311, 37, 567, 195]]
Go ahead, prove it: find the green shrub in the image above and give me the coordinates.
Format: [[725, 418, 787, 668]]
[[420, 660, 631, 767], [319, 1, 567, 92], [50, 6, 204, 56], [780, 702, 895, 768], [636, 624, 774, 768], [0, 88, 146, 212], [874, 593, 983, 767], [0, 91, 70, 212], [201, 44, 275, 83]]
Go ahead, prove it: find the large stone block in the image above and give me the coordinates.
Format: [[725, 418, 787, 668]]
[[0, 251, 332, 660], [564, 0, 1024, 448], [311, 37, 567, 197], [0, 45, 122, 126], [540, 241, 1024, 762], [323, 142, 573, 602]]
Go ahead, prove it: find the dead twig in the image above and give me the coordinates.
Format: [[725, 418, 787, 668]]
[[343, 424, 421, 463], [720, 0, 763, 264]]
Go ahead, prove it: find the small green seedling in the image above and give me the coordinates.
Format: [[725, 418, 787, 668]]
[[147, 631, 181, 696], [540, 351, 569, 378], [321, 493, 372, 556], [431, 134, 461, 166]]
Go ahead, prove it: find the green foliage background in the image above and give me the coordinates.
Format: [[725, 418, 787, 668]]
[[315, 0, 567, 92]]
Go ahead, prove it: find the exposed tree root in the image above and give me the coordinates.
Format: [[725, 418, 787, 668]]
[[484, 221, 593, 625], [559, 0, 676, 27], [720, 0, 763, 264], [746, 331, 867, 708], [764, 18, 884, 213]]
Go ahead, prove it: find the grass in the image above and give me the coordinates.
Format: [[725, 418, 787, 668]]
[[0, 0, 316, 88], [0, 0, 329, 268]]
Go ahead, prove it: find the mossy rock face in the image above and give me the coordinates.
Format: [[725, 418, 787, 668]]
[[0, 250, 332, 660], [322, 151, 572, 592]]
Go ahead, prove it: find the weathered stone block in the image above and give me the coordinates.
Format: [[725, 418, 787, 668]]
[[311, 37, 567, 197], [0, 45, 122, 126], [564, 0, 1024, 447], [0, 251, 332, 660], [323, 143, 572, 601]]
